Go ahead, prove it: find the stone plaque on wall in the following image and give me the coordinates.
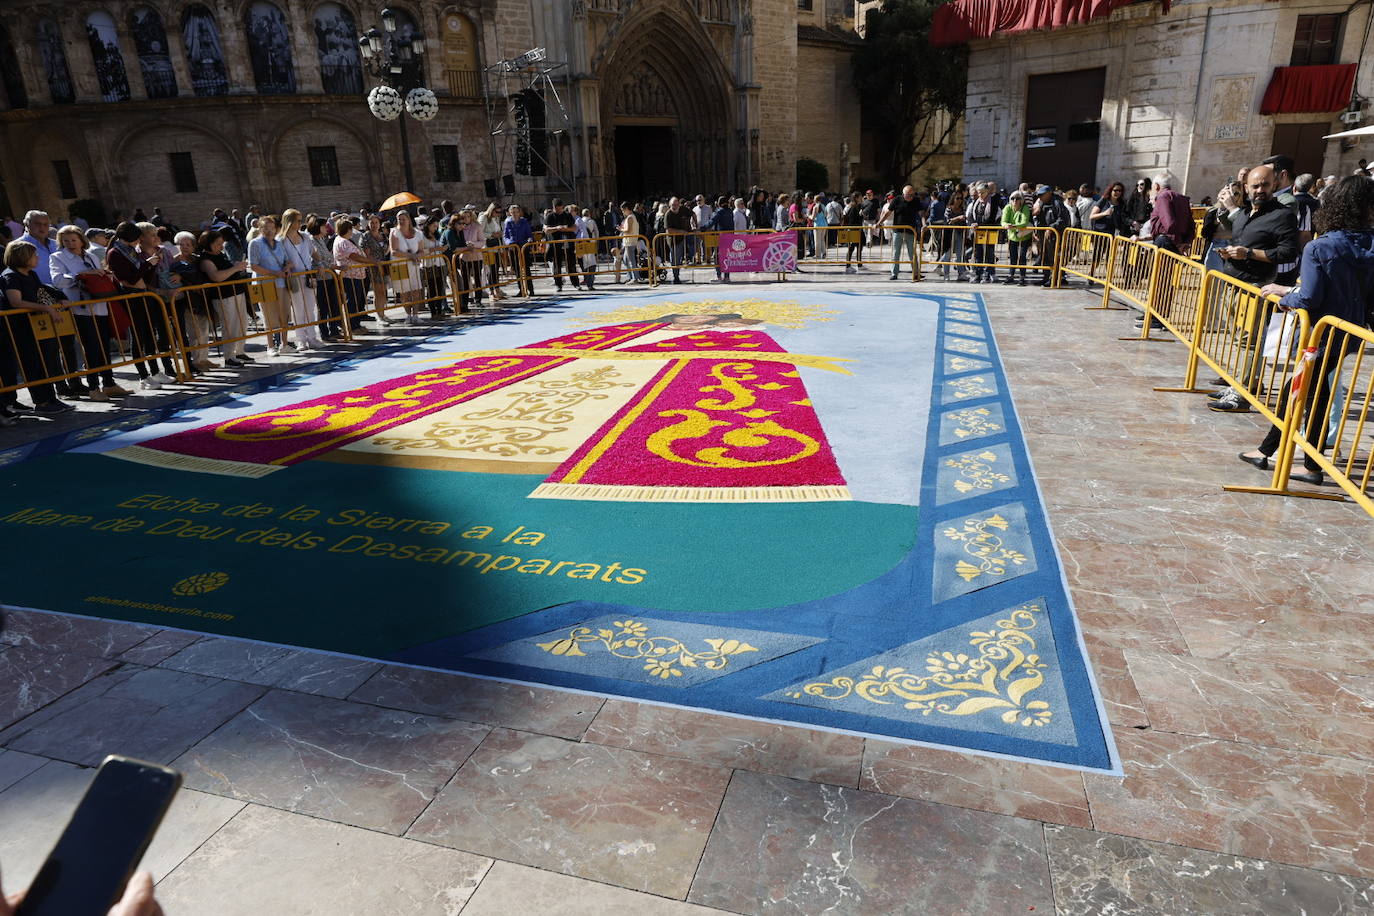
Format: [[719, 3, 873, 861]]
[[967, 108, 994, 159], [1208, 75, 1254, 142]]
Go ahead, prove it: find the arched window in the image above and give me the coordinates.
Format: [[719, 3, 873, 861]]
[[86, 11, 131, 102], [388, 8, 424, 89], [314, 3, 362, 96], [440, 12, 479, 98], [182, 5, 228, 97], [37, 20, 74, 104], [129, 7, 177, 99], [0, 24, 29, 109], [245, 1, 296, 94]]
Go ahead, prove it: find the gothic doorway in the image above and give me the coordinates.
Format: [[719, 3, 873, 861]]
[[615, 126, 676, 200], [594, 9, 734, 202]]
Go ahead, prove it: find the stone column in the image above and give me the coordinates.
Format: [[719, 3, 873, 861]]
[[214, 0, 257, 96]]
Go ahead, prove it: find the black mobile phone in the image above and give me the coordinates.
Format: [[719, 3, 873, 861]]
[[15, 755, 181, 916]]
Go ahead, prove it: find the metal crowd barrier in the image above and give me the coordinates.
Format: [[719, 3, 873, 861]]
[[644, 226, 922, 281], [1062, 227, 1370, 516], [520, 234, 656, 289], [1058, 229, 1119, 308], [1277, 317, 1374, 513], [1, 290, 187, 400], [919, 225, 1063, 287]]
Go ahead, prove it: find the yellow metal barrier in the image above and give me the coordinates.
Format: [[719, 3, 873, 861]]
[[645, 227, 921, 281], [920, 226, 1061, 286], [1224, 316, 1374, 514], [1124, 246, 1207, 345], [521, 234, 655, 289], [1, 290, 187, 401], [1058, 228, 1119, 307]]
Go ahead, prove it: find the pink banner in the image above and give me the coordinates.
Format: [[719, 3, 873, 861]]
[[719, 232, 797, 273]]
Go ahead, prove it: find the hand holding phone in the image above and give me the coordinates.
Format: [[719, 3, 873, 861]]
[[10, 756, 178, 916]]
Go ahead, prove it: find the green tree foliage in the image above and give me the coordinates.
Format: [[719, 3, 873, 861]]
[[795, 157, 829, 192], [852, 0, 968, 187]]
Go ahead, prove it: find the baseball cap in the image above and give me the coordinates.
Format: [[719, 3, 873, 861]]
[[1036, 184, 1053, 196]]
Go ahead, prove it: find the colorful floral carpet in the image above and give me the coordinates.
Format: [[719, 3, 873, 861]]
[[0, 290, 1116, 771]]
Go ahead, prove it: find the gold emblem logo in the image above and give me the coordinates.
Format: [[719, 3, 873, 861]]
[[172, 572, 230, 596]]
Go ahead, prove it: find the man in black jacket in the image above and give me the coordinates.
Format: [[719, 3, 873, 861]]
[[1030, 185, 1070, 287], [1210, 164, 1299, 412]]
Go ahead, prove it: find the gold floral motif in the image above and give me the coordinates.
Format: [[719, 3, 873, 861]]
[[371, 366, 634, 457], [215, 358, 527, 442], [947, 376, 994, 400], [785, 604, 1052, 727], [946, 338, 985, 355], [942, 513, 1028, 582], [947, 357, 986, 373], [537, 619, 759, 679], [945, 407, 1002, 441], [945, 451, 1011, 494]]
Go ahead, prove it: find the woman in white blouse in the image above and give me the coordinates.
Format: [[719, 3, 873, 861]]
[[279, 209, 324, 351], [49, 225, 128, 399], [389, 209, 424, 324]]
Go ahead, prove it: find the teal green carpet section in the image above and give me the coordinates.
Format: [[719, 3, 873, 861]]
[[0, 453, 915, 655]]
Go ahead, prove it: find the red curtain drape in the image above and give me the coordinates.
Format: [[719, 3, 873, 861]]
[[931, 0, 1170, 46], [1259, 64, 1358, 114]]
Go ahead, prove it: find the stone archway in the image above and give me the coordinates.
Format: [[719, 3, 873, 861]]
[[595, 8, 734, 201]]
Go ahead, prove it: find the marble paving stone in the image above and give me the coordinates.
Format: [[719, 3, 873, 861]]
[[1056, 538, 1211, 598], [117, 629, 202, 666], [156, 804, 491, 916], [1047, 505, 1186, 549], [1085, 729, 1374, 878], [1168, 596, 1374, 676], [159, 637, 295, 681], [176, 689, 488, 834], [0, 646, 118, 731], [249, 650, 382, 699], [1126, 649, 1374, 761], [407, 728, 731, 899], [0, 749, 45, 793], [461, 861, 728, 916], [0, 607, 156, 659], [1068, 593, 1188, 654], [583, 699, 863, 787], [1047, 823, 1374, 916], [160, 636, 381, 699], [688, 769, 1054, 915], [860, 739, 1091, 827], [1081, 639, 1149, 729], [349, 664, 603, 739], [2, 666, 264, 766], [0, 760, 244, 888]]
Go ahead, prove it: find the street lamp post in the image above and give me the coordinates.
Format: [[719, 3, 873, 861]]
[[358, 8, 433, 192]]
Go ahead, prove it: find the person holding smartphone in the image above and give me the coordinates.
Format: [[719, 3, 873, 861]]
[[0, 870, 161, 916]]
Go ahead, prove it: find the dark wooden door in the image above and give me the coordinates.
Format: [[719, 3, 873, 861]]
[[1271, 122, 1332, 179], [1021, 68, 1107, 190]]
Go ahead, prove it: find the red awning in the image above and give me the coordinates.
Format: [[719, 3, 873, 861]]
[[1259, 64, 1357, 115], [931, 0, 1169, 46]]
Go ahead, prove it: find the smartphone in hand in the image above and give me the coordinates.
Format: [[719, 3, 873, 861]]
[[16, 756, 181, 916]]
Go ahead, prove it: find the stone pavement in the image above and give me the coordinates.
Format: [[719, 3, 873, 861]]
[[1, 278, 1372, 914]]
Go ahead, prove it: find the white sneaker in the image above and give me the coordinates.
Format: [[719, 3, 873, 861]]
[[139, 377, 162, 390], [151, 372, 176, 386], [267, 347, 280, 357]]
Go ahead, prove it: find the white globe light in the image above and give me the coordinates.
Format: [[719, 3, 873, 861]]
[[405, 87, 439, 121], [368, 85, 402, 121]]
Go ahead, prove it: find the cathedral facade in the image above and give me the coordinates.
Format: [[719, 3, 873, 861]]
[[0, 0, 864, 227]]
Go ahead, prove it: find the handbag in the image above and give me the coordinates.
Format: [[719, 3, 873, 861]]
[[79, 271, 118, 297]]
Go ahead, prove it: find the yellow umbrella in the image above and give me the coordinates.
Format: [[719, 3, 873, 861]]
[[380, 191, 422, 211]]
